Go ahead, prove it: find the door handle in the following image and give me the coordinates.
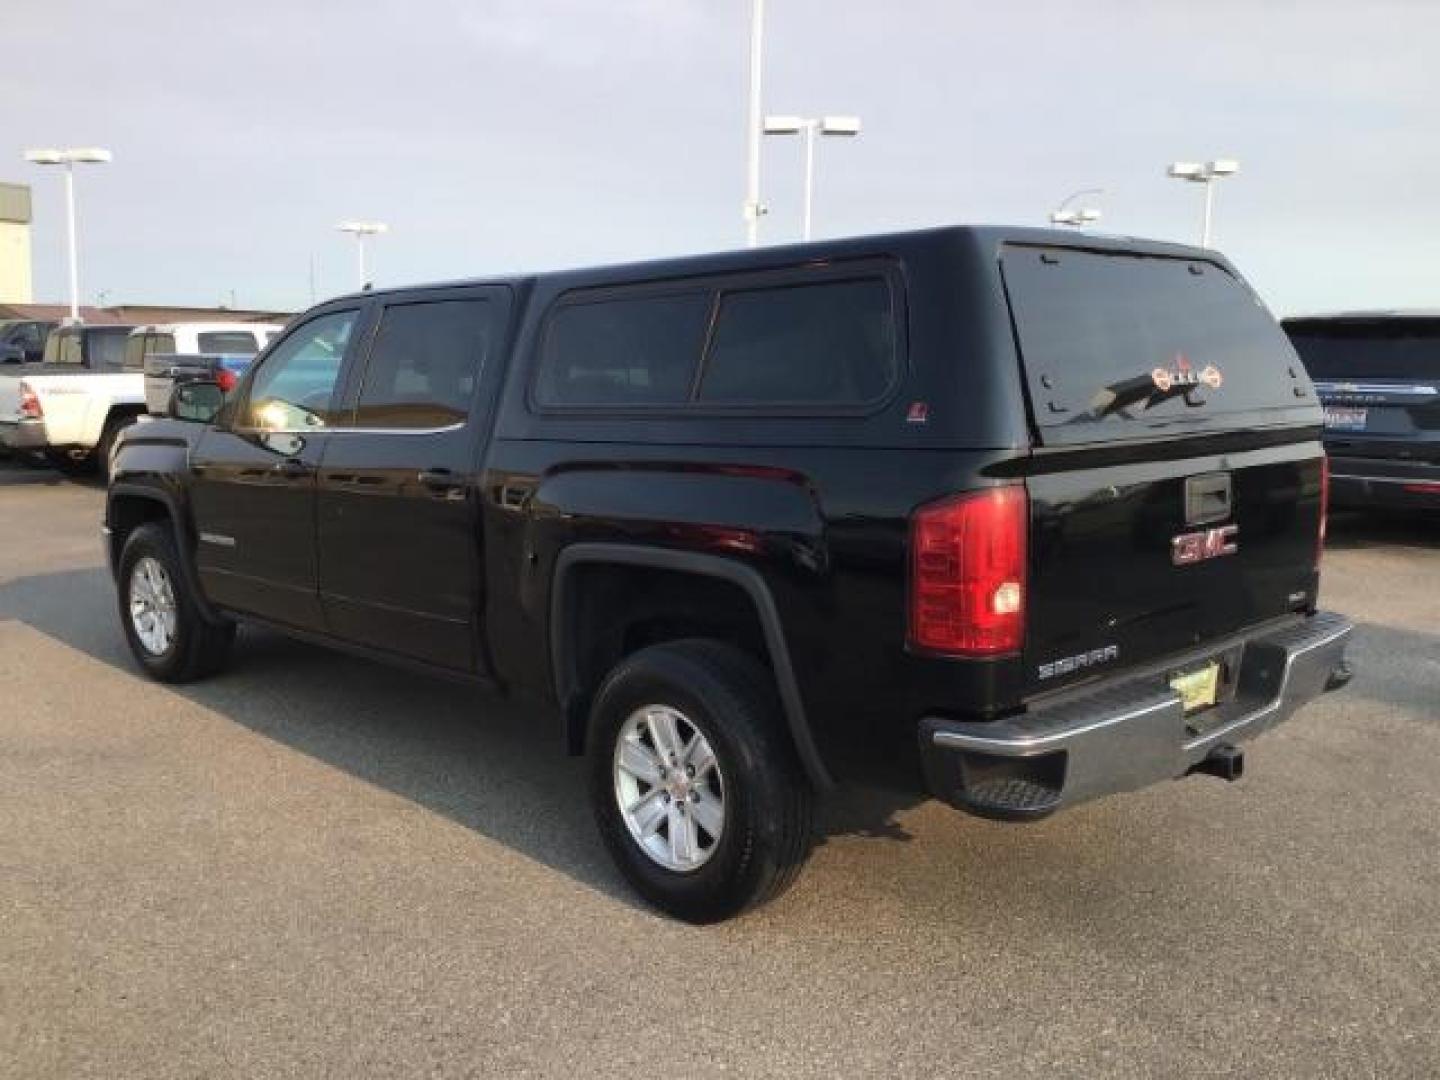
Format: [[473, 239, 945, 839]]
[[273, 458, 311, 478], [498, 482, 533, 510], [418, 467, 462, 490]]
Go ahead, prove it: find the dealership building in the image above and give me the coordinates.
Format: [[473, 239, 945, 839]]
[[0, 182, 34, 304]]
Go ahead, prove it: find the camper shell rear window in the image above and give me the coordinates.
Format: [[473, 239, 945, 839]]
[[1003, 246, 1306, 443]]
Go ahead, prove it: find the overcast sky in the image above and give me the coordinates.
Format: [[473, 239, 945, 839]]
[[5, 0, 1438, 315]]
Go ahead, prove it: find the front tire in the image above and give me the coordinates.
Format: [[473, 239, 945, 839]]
[[588, 640, 815, 923], [118, 523, 235, 683]]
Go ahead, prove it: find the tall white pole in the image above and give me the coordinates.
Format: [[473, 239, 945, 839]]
[[743, 0, 765, 247], [801, 122, 817, 241], [63, 162, 79, 321], [1201, 181, 1215, 248]]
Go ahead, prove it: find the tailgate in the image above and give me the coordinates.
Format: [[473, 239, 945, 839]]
[[1024, 444, 1323, 693], [0, 372, 22, 419], [1001, 244, 1324, 694]]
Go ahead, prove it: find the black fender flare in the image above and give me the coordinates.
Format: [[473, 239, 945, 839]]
[[550, 542, 833, 790], [102, 402, 148, 429], [106, 482, 226, 626]]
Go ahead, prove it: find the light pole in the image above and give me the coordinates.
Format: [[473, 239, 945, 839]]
[[763, 115, 861, 241], [742, 0, 766, 247], [336, 220, 388, 289], [1167, 159, 1239, 248], [1049, 187, 1104, 228], [23, 147, 113, 322]]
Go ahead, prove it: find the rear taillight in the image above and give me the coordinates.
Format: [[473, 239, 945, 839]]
[[1315, 455, 1330, 571], [18, 382, 42, 419], [216, 368, 238, 393], [909, 486, 1028, 656]]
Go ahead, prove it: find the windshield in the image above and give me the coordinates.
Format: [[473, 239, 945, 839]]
[[1285, 319, 1440, 382], [1003, 246, 1307, 443]]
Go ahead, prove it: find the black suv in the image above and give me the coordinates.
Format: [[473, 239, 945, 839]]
[[1284, 311, 1440, 511], [106, 226, 1352, 921]]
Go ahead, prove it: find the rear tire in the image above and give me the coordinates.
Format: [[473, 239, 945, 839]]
[[117, 523, 235, 683], [587, 639, 815, 923]]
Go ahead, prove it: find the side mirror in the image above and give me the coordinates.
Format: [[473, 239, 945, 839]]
[[168, 380, 226, 423]]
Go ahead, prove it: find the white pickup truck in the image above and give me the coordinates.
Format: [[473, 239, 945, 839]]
[[0, 321, 281, 478]]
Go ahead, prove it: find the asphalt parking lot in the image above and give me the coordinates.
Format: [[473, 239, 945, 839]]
[[2, 458, 1437, 1079]]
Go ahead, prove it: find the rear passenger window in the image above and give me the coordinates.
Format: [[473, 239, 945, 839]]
[[54, 333, 82, 365], [352, 299, 490, 429], [535, 292, 711, 407], [197, 331, 258, 354], [698, 279, 895, 405], [123, 335, 145, 371]]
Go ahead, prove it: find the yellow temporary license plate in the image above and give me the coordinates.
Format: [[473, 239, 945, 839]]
[[1170, 662, 1221, 714]]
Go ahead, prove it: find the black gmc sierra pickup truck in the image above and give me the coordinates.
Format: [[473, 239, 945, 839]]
[[106, 226, 1353, 922]]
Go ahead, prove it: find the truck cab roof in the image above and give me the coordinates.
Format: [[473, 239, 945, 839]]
[[328, 224, 1232, 305]]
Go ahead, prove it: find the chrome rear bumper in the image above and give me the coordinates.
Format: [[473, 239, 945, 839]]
[[920, 611, 1353, 820]]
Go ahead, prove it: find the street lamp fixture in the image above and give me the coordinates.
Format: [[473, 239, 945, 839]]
[[1049, 187, 1105, 228], [23, 146, 114, 321], [336, 220, 389, 289], [1050, 208, 1102, 227], [1167, 158, 1239, 248], [763, 114, 862, 241], [742, 0, 767, 247]]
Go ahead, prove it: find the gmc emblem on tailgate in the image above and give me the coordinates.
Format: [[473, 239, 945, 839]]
[[1172, 524, 1239, 566]]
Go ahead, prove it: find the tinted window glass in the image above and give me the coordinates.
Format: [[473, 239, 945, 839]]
[[699, 279, 895, 404], [244, 310, 356, 430], [52, 332, 81, 365], [1004, 248, 1302, 442], [198, 330, 260, 354], [1286, 320, 1440, 381], [123, 334, 146, 371], [536, 292, 711, 407], [15, 323, 43, 351], [353, 299, 489, 428], [88, 329, 131, 369]]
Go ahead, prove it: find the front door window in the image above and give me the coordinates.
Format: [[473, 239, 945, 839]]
[[243, 311, 356, 431]]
